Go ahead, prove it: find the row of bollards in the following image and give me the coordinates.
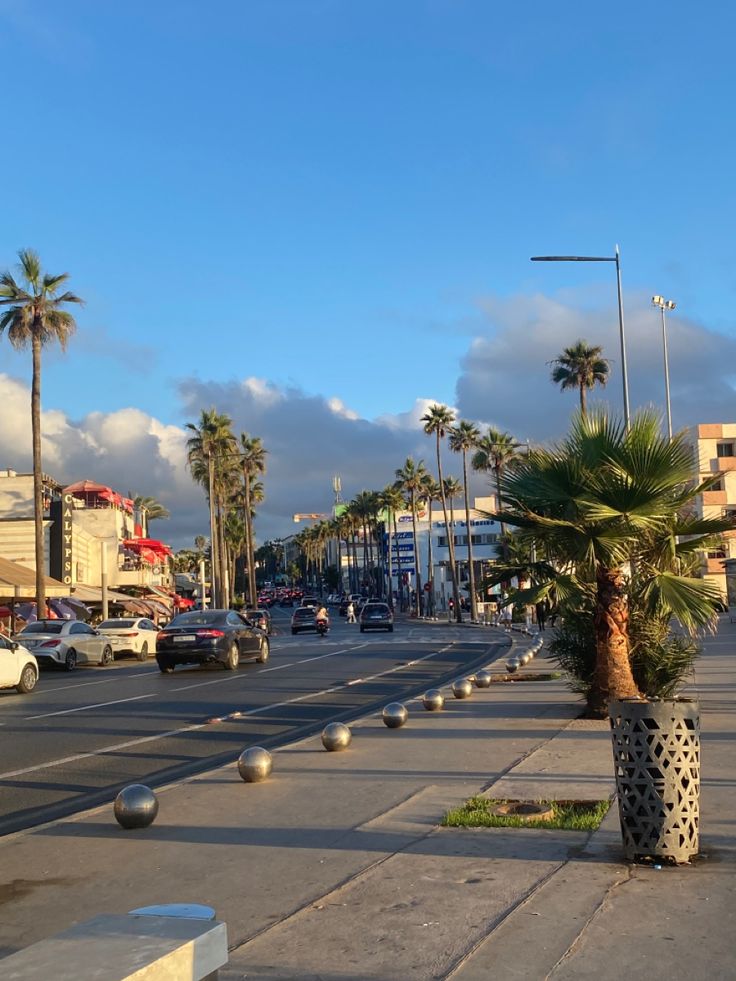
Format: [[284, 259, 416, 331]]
[[113, 637, 544, 827]]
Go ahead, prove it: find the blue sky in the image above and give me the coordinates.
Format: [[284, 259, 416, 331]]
[[1, 0, 735, 542]]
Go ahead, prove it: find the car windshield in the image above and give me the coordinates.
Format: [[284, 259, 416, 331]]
[[365, 605, 389, 613], [21, 621, 64, 634], [294, 609, 315, 619], [99, 619, 136, 629], [168, 611, 225, 626]]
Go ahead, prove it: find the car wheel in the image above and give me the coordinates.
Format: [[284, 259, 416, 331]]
[[64, 649, 77, 672], [157, 657, 174, 674], [388, 625, 394, 632], [360, 626, 365, 633], [101, 645, 114, 667], [16, 664, 38, 694], [291, 628, 297, 635], [137, 642, 149, 662], [257, 639, 270, 664], [224, 643, 239, 670]]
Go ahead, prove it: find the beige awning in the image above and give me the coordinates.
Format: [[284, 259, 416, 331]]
[[0, 557, 68, 600], [71, 584, 141, 606]]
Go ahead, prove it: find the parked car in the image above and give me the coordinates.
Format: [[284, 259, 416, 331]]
[[0, 634, 39, 693], [97, 617, 159, 661], [300, 597, 320, 609], [155, 609, 269, 673], [244, 608, 272, 634], [13, 619, 114, 670], [359, 602, 394, 632], [291, 607, 319, 635]]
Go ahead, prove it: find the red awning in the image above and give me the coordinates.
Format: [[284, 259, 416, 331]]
[[122, 539, 172, 556], [65, 480, 112, 495]]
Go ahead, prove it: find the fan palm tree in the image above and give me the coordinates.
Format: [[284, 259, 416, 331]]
[[130, 494, 170, 536], [421, 476, 442, 617], [550, 339, 609, 416], [0, 249, 83, 616], [186, 409, 237, 607], [492, 410, 731, 713], [394, 457, 429, 617], [421, 404, 462, 622], [449, 420, 481, 620], [471, 428, 521, 561], [380, 484, 407, 611], [239, 433, 267, 606]]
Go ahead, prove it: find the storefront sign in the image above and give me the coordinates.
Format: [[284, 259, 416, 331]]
[[62, 492, 73, 585]]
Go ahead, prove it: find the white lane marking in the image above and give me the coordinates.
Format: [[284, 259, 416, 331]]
[[27, 669, 154, 695], [0, 643, 457, 781], [25, 693, 157, 721], [170, 644, 367, 691]]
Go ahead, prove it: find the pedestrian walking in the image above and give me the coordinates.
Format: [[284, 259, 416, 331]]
[[346, 601, 356, 624], [536, 600, 548, 631]]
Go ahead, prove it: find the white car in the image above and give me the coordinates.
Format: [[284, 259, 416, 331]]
[[97, 617, 159, 661], [0, 634, 39, 693], [13, 619, 114, 671]]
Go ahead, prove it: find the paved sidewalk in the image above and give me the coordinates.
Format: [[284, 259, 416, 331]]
[[0, 623, 733, 979]]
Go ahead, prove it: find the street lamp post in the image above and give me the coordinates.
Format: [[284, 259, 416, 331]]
[[652, 295, 676, 441], [531, 246, 630, 429]]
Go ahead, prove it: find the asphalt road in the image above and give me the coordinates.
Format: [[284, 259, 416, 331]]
[[0, 608, 508, 836]]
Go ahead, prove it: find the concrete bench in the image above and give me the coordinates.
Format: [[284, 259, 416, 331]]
[[0, 906, 228, 980]]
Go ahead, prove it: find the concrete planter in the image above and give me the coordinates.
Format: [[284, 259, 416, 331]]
[[608, 698, 700, 863]]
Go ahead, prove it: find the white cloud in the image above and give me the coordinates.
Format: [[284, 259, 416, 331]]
[[1, 291, 731, 551]]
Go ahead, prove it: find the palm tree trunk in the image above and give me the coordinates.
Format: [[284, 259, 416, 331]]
[[426, 503, 434, 617], [462, 450, 478, 621], [392, 512, 404, 612], [410, 491, 423, 617], [436, 436, 462, 622], [31, 334, 46, 618], [592, 565, 641, 714], [495, 463, 510, 564], [244, 473, 256, 606], [580, 383, 587, 417], [207, 453, 217, 608]]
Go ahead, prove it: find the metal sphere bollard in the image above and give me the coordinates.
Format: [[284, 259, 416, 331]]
[[506, 657, 520, 674], [321, 721, 352, 751], [452, 679, 473, 699], [423, 689, 444, 711], [114, 784, 159, 829], [475, 670, 492, 688], [520, 652, 532, 665], [382, 702, 408, 728], [237, 746, 273, 782]]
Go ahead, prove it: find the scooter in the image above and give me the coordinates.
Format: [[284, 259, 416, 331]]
[[316, 619, 329, 636]]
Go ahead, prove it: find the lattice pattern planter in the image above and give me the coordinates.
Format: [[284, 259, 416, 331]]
[[609, 698, 700, 864]]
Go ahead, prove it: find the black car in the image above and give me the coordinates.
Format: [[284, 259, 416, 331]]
[[291, 607, 320, 635], [155, 610, 269, 673], [359, 602, 394, 632], [245, 608, 272, 634]]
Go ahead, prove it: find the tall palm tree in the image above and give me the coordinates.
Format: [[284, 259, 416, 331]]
[[380, 484, 408, 611], [449, 420, 481, 620], [422, 476, 442, 617], [0, 249, 83, 616], [493, 410, 730, 713], [443, 475, 464, 611], [421, 404, 462, 622], [394, 457, 429, 617], [186, 409, 236, 607], [471, 428, 520, 561], [550, 339, 609, 416], [239, 433, 267, 606]]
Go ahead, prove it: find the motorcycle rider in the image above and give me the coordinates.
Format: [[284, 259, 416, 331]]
[[315, 604, 329, 632]]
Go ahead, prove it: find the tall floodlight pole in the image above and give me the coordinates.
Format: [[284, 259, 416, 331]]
[[531, 247, 631, 430], [652, 295, 676, 441]]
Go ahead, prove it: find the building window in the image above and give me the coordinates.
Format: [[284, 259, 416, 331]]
[[723, 508, 736, 521], [707, 549, 726, 559], [710, 478, 724, 492], [717, 442, 735, 458]]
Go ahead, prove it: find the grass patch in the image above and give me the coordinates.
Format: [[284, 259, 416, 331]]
[[491, 672, 562, 683], [442, 797, 611, 831]]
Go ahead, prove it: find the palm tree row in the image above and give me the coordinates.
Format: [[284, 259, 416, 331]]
[[185, 408, 267, 608]]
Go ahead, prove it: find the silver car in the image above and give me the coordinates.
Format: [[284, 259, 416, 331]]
[[13, 619, 114, 671]]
